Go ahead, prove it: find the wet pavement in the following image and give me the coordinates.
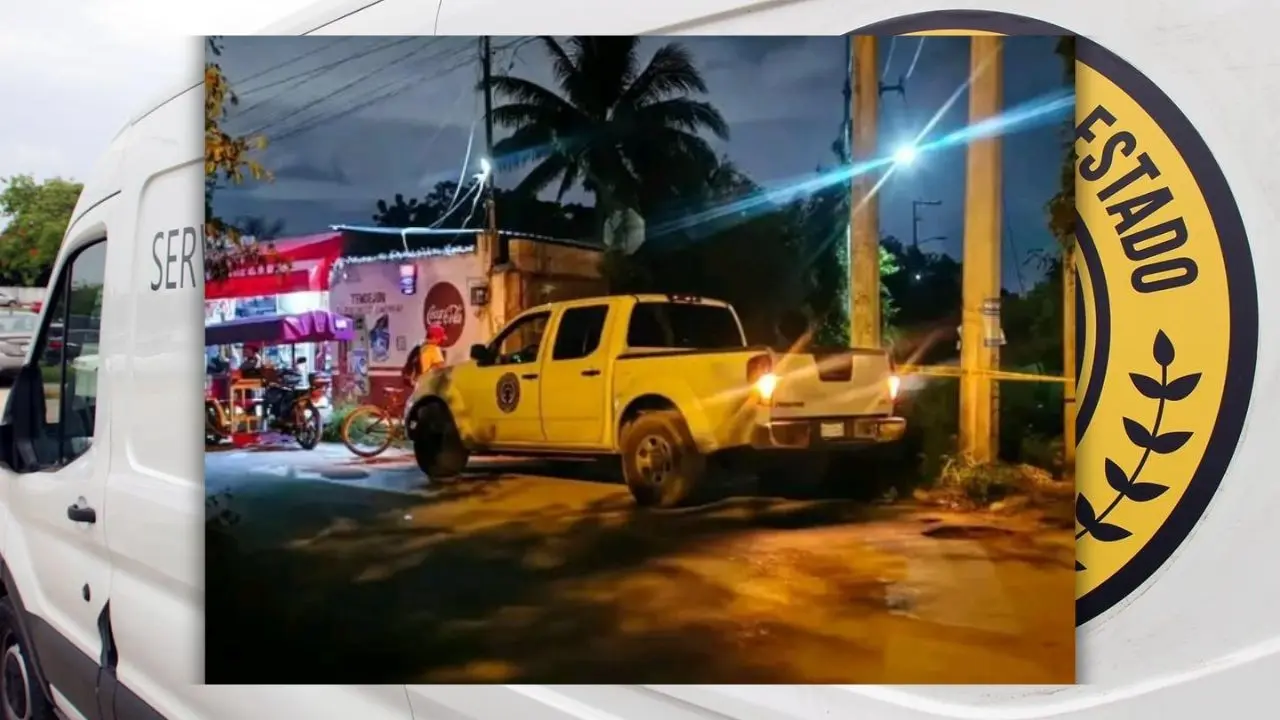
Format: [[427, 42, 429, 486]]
[[204, 444, 1075, 685]]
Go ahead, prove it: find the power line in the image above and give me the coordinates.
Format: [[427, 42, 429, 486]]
[[266, 38, 522, 146], [905, 37, 926, 80], [234, 37, 355, 86], [251, 39, 450, 138], [881, 36, 897, 81], [268, 48, 481, 145], [1002, 194, 1028, 295], [232, 36, 424, 125]]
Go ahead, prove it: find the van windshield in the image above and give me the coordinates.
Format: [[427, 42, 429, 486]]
[[625, 302, 746, 350]]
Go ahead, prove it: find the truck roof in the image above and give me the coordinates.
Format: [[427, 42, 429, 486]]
[[516, 293, 735, 317]]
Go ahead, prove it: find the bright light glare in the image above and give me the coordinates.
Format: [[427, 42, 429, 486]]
[[892, 144, 918, 166], [888, 374, 901, 401], [754, 372, 779, 401], [479, 157, 492, 175]]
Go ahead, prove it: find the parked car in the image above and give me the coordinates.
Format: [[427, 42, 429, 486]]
[[0, 290, 20, 308], [0, 309, 37, 380]]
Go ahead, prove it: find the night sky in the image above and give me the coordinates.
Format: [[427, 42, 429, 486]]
[[212, 35, 1070, 292]]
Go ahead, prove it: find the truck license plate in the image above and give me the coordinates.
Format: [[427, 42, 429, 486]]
[[819, 422, 845, 439]]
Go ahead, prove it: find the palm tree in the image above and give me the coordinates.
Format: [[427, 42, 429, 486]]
[[488, 37, 729, 224]]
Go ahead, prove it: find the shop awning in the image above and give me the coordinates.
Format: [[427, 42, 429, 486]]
[[205, 231, 344, 300], [204, 310, 356, 346]]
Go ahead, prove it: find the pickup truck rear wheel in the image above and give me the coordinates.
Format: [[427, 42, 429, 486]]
[[413, 404, 469, 480], [0, 597, 55, 720], [621, 411, 706, 508]]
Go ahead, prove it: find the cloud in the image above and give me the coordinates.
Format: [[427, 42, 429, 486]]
[[0, 0, 314, 185]]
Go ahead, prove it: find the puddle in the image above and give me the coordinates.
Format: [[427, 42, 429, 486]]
[[317, 468, 371, 481], [922, 525, 1016, 540]]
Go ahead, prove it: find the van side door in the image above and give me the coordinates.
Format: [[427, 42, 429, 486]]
[[2, 228, 114, 720]]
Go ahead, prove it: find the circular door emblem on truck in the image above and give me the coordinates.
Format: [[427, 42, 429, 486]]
[[496, 372, 521, 413], [855, 12, 1258, 626]]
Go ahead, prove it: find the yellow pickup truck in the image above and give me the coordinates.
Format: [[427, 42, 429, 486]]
[[405, 293, 905, 506]]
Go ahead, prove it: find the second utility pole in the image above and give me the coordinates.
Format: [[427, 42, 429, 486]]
[[958, 35, 1005, 463], [849, 35, 881, 349]]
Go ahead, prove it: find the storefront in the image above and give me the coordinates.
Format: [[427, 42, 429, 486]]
[[317, 224, 609, 409], [204, 232, 344, 375], [327, 245, 489, 407]]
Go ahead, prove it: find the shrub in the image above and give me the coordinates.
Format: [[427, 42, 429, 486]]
[[321, 403, 360, 443]]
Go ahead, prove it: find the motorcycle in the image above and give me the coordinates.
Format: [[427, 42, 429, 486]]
[[260, 362, 327, 450], [203, 362, 329, 450]]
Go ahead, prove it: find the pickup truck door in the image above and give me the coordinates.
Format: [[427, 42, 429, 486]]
[[471, 310, 551, 445], [2, 234, 114, 720], [539, 303, 613, 447]]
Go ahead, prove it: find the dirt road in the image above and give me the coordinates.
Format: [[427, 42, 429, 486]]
[[204, 445, 1075, 685]]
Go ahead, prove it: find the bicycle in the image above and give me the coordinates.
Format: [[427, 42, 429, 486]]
[[339, 386, 409, 458]]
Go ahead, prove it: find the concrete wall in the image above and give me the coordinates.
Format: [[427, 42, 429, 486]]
[[493, 237, 607, 326]]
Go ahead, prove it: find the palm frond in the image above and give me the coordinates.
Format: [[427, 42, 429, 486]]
[[631, 98, 729, 140], [488, 75, 581, 121], [618, 43, 708, 108]]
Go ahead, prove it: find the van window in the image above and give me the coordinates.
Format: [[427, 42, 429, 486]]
[[29, 240, 106, 466], [625, 302, 745, 350], [551, 305, 608, 361]]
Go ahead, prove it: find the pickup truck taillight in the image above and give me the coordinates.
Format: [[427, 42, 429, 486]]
[[747, 353, 778, 402], [746, 354, 772, 383], [886, 358, 901, 404]]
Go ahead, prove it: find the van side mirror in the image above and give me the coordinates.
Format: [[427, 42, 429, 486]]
[[469, 344, 491, 364]]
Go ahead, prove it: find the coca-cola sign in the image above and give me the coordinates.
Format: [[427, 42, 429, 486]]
[[422, 281, 466, 348]]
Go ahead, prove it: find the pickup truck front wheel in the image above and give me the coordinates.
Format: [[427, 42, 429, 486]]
[[620, 411, 706, 508], [413, 403, 470, 480]]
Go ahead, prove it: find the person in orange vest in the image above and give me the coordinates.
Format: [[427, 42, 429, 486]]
[[402, 324, 448, 388], [420, 323, 447, 374]]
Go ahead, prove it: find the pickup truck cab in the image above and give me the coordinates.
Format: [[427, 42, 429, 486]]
[[406, 294, 905, 506]]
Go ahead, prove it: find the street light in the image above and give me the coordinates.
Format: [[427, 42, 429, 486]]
[[892, 144, 918, 166]]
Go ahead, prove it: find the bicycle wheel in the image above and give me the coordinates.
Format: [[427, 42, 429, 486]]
[[341, 404, 394, 457]]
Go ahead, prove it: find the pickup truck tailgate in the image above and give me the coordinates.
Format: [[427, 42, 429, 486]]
[[769, 348, 895, 419]]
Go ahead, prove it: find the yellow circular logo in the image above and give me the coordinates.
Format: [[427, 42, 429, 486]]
[[857, 12, 1258, 626]]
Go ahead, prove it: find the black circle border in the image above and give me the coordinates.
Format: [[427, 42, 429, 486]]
[[852, 11, 1259, 626]]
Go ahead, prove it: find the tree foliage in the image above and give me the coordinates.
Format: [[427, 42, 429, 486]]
[[373, 181, 596, 240], [205, 36, 282, 281], [0, 174, 83, 286], [488, 36, 729, 228], [1045, 36, 1077, 252]]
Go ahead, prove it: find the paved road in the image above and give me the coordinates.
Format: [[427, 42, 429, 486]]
[[205, 444, 1075, 685]]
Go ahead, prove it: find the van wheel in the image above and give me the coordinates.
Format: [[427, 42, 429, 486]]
[[413, 404, 469, 480], [0, 597, 54, 720], [758, 452, 833, 498], [620, 410, 705, 508]]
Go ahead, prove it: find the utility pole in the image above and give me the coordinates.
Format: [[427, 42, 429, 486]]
[[958, 36, 1004, 463], [849, 35, 881, 349], [911, 199, 942, 250], [480, 37, 499, 260]]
